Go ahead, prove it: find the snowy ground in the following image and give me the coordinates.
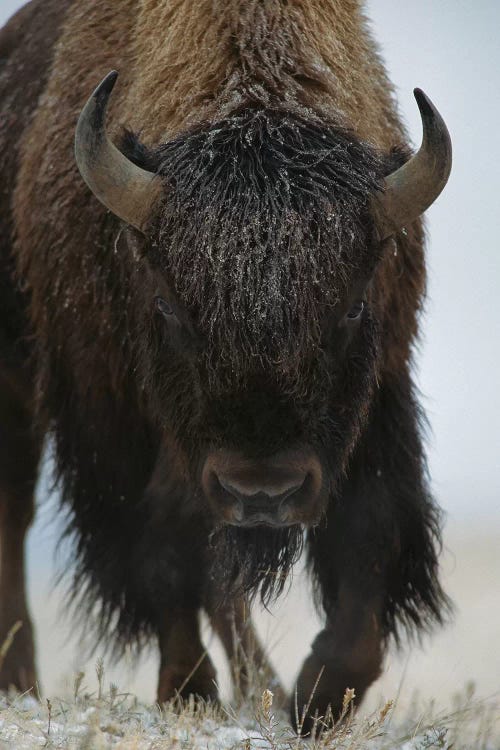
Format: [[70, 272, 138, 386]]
[[0, 680, 498, 749]]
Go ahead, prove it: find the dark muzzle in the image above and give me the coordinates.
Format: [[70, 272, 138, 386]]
[[202, 448, 322, 526]]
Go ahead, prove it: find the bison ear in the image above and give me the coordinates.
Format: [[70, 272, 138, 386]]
[[74, 71, 163, 233], [374, 89, 452, 240]]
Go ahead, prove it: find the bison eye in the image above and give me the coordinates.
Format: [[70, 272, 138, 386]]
[[346, 300, 365, 321], [155, 296, 174, 318]]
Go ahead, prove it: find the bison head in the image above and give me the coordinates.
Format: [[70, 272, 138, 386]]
[[75, 72, 450, 598]]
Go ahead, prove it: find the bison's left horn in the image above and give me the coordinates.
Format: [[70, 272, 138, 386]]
[[375, 89, 452, 240], [75, 71, 162, 232]]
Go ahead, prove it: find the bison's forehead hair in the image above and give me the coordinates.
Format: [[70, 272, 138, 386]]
[[125, 110, 385, 376]]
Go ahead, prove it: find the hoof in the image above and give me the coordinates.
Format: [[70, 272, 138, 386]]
[[0, 619, 38, 694], [157, 655, 218, 704], [291, 653, 360, 736]]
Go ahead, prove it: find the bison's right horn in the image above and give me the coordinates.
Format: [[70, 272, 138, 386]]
[[75, 71, 162, 232]]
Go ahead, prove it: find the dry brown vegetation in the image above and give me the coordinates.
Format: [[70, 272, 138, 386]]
[[0, 645, 498, 749]]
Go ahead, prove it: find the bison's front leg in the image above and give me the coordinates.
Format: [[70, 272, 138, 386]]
[[0, 372, 41, 694], [293, 582, 383, 732], [157, 608, 218, 703], [141, 448, 217, 704]]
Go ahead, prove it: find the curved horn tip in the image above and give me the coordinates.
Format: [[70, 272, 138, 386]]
[[75, 72, 119, 143], [93, 70, 119, 104], [413, 88, 441, 123], [413, 87, 431, 110], [413, 87, 452, 169]]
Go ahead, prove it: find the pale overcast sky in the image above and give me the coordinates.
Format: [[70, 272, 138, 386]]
[[1, 0, 499, 523]]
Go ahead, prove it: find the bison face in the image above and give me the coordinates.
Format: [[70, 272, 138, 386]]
[[74, 73, 451, 537], [107, 215, 386, 601], [119, 215, 380, 531], [122, 213, 383, 531]]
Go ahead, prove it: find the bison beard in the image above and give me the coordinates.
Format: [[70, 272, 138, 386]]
[[209, 523, 304, 606]]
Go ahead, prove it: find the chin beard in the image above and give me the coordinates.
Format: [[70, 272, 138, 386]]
[[208, 523, 304, 606]]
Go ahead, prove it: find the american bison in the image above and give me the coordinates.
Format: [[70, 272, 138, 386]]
[[0, 0, 451, 727]]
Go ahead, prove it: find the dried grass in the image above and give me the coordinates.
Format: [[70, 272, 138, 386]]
[[0, 655, 498, 749], [0, 615, 498, 748]]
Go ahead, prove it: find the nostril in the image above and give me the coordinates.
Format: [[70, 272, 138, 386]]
[[281, 481, 304, 502], [218, 477, 243, 500], [206, 472, 245, 521]]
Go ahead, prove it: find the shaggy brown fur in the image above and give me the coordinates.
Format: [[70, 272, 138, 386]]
[[1, 0, 447, 729], [13, 0, 424, 402], [0, 0, 72, 692]]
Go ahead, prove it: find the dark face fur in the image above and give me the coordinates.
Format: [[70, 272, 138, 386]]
[[119, 109, 388, 599]]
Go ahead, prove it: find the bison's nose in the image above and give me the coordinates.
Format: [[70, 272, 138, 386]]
[[219, 472, 304, 502], [212, 471, 305, 525], [202, 450, 322, 526], [219, 472, 304, 514]]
